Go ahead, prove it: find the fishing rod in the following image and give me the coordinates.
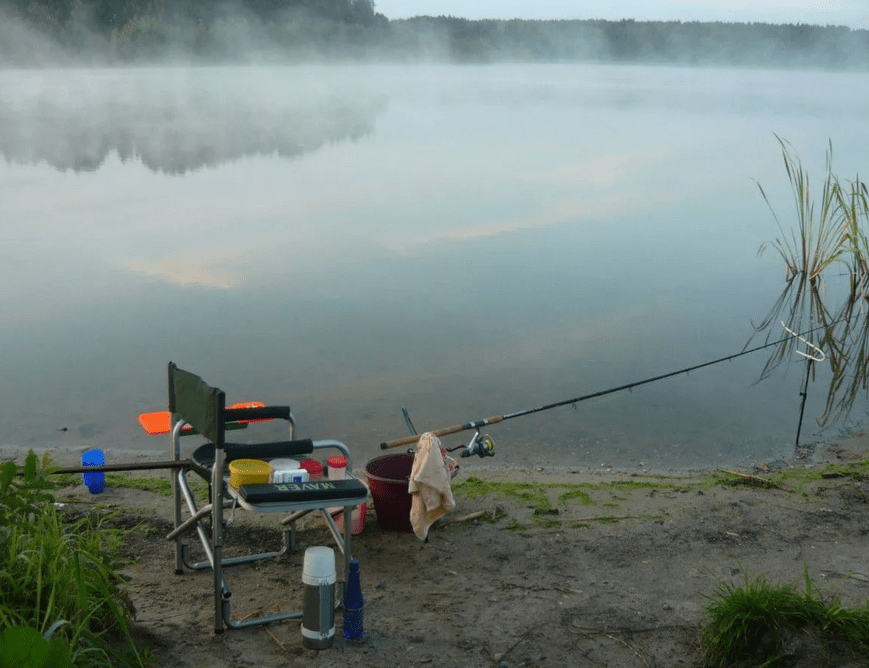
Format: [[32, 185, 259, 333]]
[[380, 324, 831, 452]]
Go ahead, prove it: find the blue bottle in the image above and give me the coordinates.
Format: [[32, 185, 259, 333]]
[[81, 449, 105, 494], [343, 558, 364, 639]]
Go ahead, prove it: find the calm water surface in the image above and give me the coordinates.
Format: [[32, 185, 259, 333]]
[[2, 63, 868, 471]]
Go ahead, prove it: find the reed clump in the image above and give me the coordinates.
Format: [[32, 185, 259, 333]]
[[0, 452, 148, 667], [754, 136, 869, 423]]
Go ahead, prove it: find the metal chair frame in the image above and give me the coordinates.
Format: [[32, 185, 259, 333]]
[[166, 362, 368, 633]]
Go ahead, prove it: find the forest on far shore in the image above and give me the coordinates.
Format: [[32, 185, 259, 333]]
[[2, 0, 868, 68]]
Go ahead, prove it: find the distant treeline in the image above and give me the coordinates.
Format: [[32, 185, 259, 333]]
[[2, 0, 868, 67], [400, 17, 869, 68]]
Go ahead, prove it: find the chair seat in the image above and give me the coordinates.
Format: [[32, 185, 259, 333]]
[[238, 478, 369, 504]]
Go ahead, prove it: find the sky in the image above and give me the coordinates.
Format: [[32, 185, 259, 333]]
[[374, 1, 868, 30]]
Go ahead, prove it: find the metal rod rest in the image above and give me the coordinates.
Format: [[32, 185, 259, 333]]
[[43, 459, 194, 475]]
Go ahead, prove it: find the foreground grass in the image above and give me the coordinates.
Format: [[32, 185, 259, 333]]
[[0, 453, 150, 667], [702, 568, 869, 667]]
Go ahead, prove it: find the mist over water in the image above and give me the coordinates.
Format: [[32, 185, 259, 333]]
[[1, 63, 868, 472]]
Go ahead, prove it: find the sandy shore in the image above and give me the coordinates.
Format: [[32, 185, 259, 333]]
[[12, 436, 869, 667]]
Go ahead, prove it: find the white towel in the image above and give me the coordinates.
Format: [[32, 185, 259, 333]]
[[408, 433, 455, 540]]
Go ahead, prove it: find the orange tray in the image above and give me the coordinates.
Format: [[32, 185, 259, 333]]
[[138, 401, 266, 436]]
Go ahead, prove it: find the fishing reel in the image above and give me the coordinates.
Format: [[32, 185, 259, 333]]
[[461, 430, 495, 458]]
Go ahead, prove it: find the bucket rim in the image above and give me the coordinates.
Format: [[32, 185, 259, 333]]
[[364, 451, 459, 482], [363, 452, 414, 483]]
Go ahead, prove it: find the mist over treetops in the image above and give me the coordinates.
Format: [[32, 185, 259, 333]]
[[1, 0, 867, 67]]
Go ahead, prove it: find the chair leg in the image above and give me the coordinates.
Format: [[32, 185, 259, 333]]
[[318, 506, 354, 605], [212, 448, 226, 634], [172, 470, 184, 575], [341, 505, 352, 604], [168, 448, 360, 632], [170, 426, 185, 575], [170, 469, 296, 571]]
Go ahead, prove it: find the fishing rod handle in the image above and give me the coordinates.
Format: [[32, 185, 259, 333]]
[[380, 424, 463, 449], [379, 415, 504, 449], [380, 433, 427, 449]]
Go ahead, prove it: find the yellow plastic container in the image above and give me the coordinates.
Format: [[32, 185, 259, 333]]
[[229, 459, 271, 488]]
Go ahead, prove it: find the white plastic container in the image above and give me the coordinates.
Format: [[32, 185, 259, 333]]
[[273, 469, 309, 484], [301, 547, 336, 649], [269, 458, 299, 483]]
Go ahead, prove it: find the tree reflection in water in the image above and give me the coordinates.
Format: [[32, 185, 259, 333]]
[[0, 68, 387, 173]]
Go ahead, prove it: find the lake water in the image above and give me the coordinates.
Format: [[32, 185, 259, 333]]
[[2, 63, 868, 472]]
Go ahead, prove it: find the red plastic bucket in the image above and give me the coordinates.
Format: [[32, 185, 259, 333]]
[[364, 453, 414, 532]]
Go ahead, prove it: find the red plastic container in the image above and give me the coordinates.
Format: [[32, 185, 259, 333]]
[[299, 459, 324, 480], [332, 502, 368, 535], [364, 453, 414, 532]]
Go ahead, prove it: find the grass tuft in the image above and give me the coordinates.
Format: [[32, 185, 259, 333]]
[[701, 566, 869, 667]]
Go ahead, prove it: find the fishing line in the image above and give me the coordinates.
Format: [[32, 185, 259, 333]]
[[380, 321, 836, 449]]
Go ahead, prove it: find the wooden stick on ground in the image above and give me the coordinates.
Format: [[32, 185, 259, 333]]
[[721, 469, 788, 491]]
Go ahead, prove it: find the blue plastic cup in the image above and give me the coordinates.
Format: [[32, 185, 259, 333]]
[[81, 449, 105, 494]]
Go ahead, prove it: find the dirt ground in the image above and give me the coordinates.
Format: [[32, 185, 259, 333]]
[[47, 439, 869, 668]]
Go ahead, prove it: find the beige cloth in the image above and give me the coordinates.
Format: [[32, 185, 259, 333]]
[[408, 433, 455, 540]]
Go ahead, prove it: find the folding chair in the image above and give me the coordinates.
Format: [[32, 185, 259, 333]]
[[164, 362, 369, 633]]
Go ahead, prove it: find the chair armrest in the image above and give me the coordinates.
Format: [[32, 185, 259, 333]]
[[193, 440, 315, 466], [224, 406, 291, 423], [224, 440, 314, 461]]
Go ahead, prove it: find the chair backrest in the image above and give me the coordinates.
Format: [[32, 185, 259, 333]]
[[168, 362, 226, 446]]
